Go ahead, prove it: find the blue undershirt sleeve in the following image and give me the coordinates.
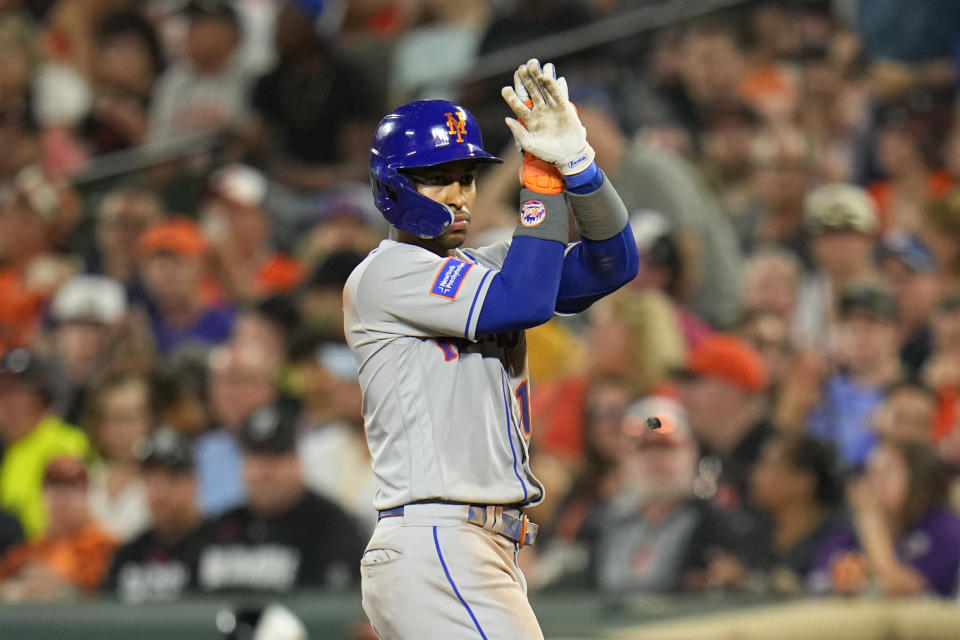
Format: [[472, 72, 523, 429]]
[[563, 162, 603, 195], [476, 236, 566, 335], [555, 223, 639, 314]]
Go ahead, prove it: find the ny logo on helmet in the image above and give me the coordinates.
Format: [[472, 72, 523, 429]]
[[444, 112, 467, 143]]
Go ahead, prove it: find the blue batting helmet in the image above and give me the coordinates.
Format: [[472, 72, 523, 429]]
[[370, 100, 502, 238]]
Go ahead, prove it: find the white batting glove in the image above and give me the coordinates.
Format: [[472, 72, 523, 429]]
[[501, 59, 595, 176]]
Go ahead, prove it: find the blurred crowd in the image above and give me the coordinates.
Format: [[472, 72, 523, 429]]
[[1, 0, 960, 611]]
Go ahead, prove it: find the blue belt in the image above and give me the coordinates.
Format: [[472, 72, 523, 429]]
[[378, 504, 538, 548]]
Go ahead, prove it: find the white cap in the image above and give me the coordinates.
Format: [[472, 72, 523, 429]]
[[32, 63, 93, 128], [628, 209, 671, 252], [251, 604, 308, 640], [210, 164, 268, 208], [51, 275, 126, 324]]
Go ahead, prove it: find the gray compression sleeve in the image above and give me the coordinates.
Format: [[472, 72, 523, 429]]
[[565, 171, 629, 241], [512, 188, 570, 244]]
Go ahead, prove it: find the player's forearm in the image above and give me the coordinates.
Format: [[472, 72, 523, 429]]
[[554, 173, 639, 313], [476, 190, 568, 334], [555, 226, 638, 314], [565, 167, 629, 241]]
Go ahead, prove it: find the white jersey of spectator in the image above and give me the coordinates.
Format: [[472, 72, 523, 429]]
[[147, 56, 252, 144]]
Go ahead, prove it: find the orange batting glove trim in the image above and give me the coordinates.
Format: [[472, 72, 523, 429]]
[[519, 154, 565, 194]]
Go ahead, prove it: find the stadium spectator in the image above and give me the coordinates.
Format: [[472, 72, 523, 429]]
[[228, 301, 295, 375], [807, 284, 902, 469], [0, 14, 41, 126], [0, 165, 80, 348], [670, 20, 748, 137], [867, 95, 955, 231], [674, 333, 772, 512], [84, 9, 164, 153], [589, 396, 747, 593], [295, 189, 382, 268], [81, 373, 153, 542], [871, 379, 938, 445], [87, 186, 163, 299], [921, 294, 960, 453], [813, 441, 960, 597], [154, 347, 212, 437], [736, 127, 815, 266], [200, 164, 304, 305], [290, 334, 374, 533], [0, 509, 23, 560], [45, 274, 127, 424], [698, 99, 763, 217], [387, 0, 491, 104], [796, 182, 881, 348], [920, 189, 960, 293], [878, 231, 941, 376], [194, 343, 278, 516], [628, 211, 714, 349], [146, 0, 251, 144], [739, 247, 804, 342], [101, 426, 212, 603], [747, 432, 843, 594], [0, 456, 116, 600], [295, 249, 365, 340], [137, 216, 234, 354], [527, 375, 636, 590], [0, 349, 90, 539], [738, 309, 794, 401], [198, 401, 365, 592], [245, 0, 377, 236], [532, 287, 685, 468]]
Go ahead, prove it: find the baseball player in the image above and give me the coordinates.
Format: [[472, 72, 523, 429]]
[[344, 59, 639, 639]]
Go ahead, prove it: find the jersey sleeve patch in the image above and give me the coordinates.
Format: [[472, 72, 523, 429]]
[[430, 257, 473, 300]]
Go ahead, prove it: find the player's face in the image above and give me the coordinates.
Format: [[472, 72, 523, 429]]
[[405, 160, 479, 253]]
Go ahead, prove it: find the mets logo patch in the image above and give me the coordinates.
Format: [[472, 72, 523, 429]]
[[520, 200, 547, 227], [430, 257, 472, 299]]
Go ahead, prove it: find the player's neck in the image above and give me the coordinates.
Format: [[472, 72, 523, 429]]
[[395, 230, 459, 258]]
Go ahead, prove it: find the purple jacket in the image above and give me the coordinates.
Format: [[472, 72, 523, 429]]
[[810, 510, 960, 597]]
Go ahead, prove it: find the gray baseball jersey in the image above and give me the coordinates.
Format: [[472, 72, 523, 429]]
[[343, 238, 544, 511]]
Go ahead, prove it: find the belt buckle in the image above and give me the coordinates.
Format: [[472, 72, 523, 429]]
[[517, 513, 528, 548]]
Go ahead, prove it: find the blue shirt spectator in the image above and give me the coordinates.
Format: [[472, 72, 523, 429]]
[[807, 374, 882, 469], [194, 428, 245, 516]]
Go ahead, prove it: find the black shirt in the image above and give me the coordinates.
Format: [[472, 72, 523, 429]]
[[704, 419, 776, 513], [101, 520, 215, 603], [198, 491, 365, 592], [251, 56, 376, 165], [0, 508, 24, 558]]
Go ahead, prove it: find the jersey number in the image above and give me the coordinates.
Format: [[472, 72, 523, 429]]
[[515, 379, 531, 436], [437, 340, 458, 361]]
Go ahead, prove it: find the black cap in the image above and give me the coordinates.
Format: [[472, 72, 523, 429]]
[[840, 283, 898, 322], [182, 0, 239, 24], [137, 426, 195, 472], [306, 250, 365, 290], [240, 400, 299, 454], [0, 348, 51, 399]]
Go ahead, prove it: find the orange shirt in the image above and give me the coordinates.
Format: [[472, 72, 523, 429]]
[[0, 267, 45, 349], [0, 522, 117, 593], [531, 376, 589, 462], [256, 253, 305, 295], [868, 171, 955, 230]]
